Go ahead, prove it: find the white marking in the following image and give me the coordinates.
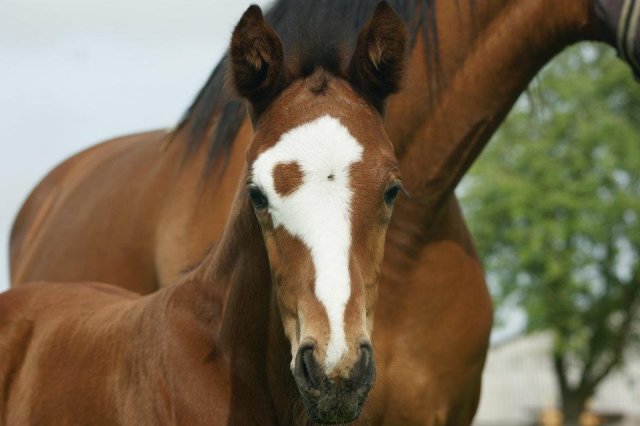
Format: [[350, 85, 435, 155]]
[[252, 115, 363, 373]]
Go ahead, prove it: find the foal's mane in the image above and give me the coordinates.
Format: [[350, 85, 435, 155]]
[[173, 0, 458, 176]]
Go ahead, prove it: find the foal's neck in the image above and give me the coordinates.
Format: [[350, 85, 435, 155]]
[[172, 182, 272, 343], [166, 178, 296, 423]]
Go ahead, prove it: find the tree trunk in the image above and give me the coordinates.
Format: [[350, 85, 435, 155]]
[[561, 390, 588, 426]]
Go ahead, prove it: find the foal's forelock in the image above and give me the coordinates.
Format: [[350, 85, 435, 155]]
[[251, 115, 364, 373]]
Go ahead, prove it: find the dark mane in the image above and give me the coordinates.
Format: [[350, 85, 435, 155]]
[[174, 0, 442, 176]]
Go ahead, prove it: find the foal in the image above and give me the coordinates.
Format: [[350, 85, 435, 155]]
[[0, 4, 406, 424]]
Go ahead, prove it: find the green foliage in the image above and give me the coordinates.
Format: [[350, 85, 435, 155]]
[[461, 44, 640, 398]]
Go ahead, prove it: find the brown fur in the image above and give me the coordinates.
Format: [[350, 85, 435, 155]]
[[308, 71, 330, 95], [7, 0, 628, 424], [272, 162, 304, 196]]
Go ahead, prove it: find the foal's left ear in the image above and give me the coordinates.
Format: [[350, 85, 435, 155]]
[[348, 2, 407, 112], [230, 5, 289, 118]]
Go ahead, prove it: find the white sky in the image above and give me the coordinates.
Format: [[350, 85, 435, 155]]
[[0, 0, 272, 291]]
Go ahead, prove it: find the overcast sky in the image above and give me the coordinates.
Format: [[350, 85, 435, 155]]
[[0, 0, 273, 291]]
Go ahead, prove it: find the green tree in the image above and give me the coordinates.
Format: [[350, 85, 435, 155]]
[[461, 45, 640, 424]]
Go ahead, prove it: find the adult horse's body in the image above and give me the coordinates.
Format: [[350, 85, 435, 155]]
[[8, 0, 639, 423], [1, 5, 407, 424]]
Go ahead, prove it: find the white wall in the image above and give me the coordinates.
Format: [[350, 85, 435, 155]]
[[475, 333, 640, 424]]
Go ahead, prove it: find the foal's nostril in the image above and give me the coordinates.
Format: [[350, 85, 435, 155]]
[[351, 343, 376, 387], [302, 347, 320, 389], [360, 343, 372, 368], [295, 344, 323, 391]]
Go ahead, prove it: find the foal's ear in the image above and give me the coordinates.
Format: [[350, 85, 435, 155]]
[[230, 5, 288, 118], [348, 2, 407, 112]]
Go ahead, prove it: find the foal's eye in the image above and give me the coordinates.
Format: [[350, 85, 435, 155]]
[[249, 187, 268, 210], [384, 184, 402, 207]]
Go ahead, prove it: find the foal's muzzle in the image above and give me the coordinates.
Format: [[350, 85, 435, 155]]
[[293, 342, 376, 424]]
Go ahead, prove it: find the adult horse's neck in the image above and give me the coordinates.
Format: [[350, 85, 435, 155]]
[[380, 0, 595, 270], [392, 0, 597, 205], [167, 178, 299, 424]]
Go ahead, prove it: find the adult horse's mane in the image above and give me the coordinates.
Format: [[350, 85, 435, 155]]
[[173, 0, 449, 175]]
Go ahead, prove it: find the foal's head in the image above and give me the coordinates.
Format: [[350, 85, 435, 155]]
[[230, 3, 406, 423]]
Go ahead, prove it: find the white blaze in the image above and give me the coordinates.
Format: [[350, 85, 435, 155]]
[[252, 115, 363, 373]]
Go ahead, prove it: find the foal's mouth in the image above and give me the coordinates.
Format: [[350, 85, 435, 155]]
[[293, 342, 377, 424]]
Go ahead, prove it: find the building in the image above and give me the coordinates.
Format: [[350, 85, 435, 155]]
[[474, 333, 640, 425]]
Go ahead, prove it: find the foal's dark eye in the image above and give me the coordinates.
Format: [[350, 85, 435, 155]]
[[384, 184, 401, 206], [249, 187, 268, 209]]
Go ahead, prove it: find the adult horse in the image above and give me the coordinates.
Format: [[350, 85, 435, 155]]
[[9, 0, 639, 423], [0, 5, 407, 424]]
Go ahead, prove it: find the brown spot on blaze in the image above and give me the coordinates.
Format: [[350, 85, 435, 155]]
[[273, 162, 304, 196]]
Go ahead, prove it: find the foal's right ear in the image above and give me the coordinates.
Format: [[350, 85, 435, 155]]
[[230, 5, 288, 118]]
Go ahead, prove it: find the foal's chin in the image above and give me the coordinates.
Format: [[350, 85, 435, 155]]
[[297, 382, 374, 425]]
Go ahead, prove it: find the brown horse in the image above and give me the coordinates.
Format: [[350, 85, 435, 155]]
[[8, 0, 639, 423], [0, 5, 407, 424]]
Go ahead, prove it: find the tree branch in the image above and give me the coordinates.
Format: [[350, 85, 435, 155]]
[[553, 350, 569, 396], [586, 267, 640, 389]]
